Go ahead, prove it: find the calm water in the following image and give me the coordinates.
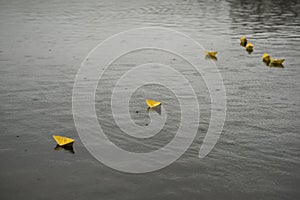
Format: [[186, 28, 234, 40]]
[[0, 0, 299, 199]]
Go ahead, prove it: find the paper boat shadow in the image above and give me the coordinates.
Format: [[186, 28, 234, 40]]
[[246, 49, 253, 54], [54, 143, 75, 154], [240, 42, 247, 47], [270, 63, 284, 68], [147, 105, 161, 115], [205, 55, 218, 61], [263, 60, 270, 66]]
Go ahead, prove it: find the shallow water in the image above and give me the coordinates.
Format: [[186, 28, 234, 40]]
[[0, 0, 300, 199]]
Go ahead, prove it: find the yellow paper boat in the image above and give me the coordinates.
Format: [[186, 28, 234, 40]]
[[240, 36, 247, 43], [240, 36, 247, 46], [262, 53, 271, 63], [146, 99, 161, 108], [245, 43, 254, 51], [270, 58, 284, 65], [205, 51, 218, 57], [53, 135, 74, 146]]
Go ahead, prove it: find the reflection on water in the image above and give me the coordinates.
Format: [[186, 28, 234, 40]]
[[229, 0, 299, 34], [147, 105, 162, 115], [54, 144, 75, 154], [205, 55, 218, 61], [263, 60, 270, 66], [246, 49, 253, 54], [270, 63, 284, 68], [240, 42, 247, 47]]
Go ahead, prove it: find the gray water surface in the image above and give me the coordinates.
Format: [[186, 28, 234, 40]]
[[0, 0, 300, 199]]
